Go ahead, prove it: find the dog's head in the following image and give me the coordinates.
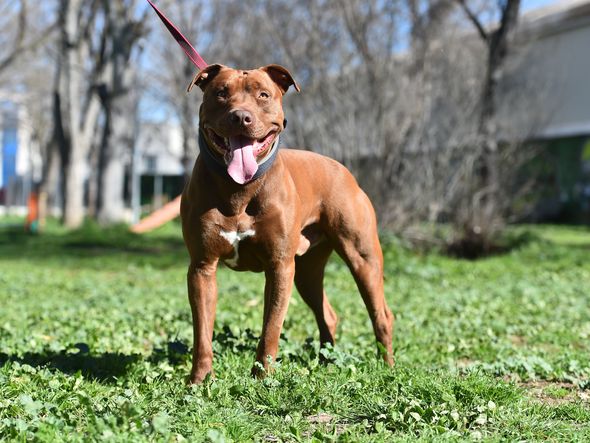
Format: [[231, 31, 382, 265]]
[[187, 64, 300, 184]]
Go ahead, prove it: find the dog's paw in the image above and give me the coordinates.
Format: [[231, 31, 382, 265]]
[[250, 361, 268, 379], [187, 367, 214, 385]]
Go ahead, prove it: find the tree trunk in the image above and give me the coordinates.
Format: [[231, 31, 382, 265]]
[[38, 139, 60, 228], [98, 153, 126, 223], [61, 0, 83, 228], [40, 69, 64, 226], [97, 88, 133, 224], [63, 149, 86, 227], [56, 0, 102, 228], [96, 0, 144, 224], [478, 0, 521, 223]]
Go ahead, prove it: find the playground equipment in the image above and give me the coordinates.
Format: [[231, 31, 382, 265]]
[[130, 195, 181, 233]]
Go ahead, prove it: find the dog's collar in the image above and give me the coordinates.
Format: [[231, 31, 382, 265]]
[[198, 130, 280, 183]]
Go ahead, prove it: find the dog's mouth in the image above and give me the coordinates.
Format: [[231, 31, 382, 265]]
[[204, 128, 278, 184], [206, 128, 277, 156]]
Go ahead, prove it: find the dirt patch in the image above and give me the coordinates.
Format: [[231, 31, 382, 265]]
[[307, 413, 335, 424], [455, 358, 477, 369], [263, 414, 347, 441], [305, 413, 347, 437], [521, 380, 589, 406], [508, 335, 527, 346]]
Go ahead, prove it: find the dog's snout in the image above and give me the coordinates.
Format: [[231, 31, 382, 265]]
[[230, 109, 253, 127]]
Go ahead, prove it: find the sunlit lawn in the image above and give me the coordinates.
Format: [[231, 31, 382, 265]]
[[0, 220, 589, 441]]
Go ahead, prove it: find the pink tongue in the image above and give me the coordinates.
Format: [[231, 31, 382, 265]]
[[227, 136, 260, 184]]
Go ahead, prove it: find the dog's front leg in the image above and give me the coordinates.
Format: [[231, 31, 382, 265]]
[[187, 260, 218, 384], [252, 260, 295, 377]]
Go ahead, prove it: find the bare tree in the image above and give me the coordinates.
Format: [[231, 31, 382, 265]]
[[0, 1, 28, 74], [0, 2, 57, 83], [94, 0, 147, 224], [448, 0, 522, 253], [51, 0, 104, 228], [50, 0, 146, 227]]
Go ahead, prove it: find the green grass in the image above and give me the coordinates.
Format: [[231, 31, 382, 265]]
[[0, 220, 589, 441]]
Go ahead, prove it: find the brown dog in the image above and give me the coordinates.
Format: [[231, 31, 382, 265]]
[[180, 64, 394, 383]]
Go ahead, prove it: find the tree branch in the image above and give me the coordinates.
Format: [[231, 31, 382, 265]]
[[456, 0, 489, 42], [0, 0, 27, 73]]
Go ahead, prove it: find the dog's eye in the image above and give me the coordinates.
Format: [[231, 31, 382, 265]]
[[216, 89, 227, 99], [259, 91, 270, 99]]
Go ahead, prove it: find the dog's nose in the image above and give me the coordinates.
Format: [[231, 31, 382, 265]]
[[230, 110, 253, 127]]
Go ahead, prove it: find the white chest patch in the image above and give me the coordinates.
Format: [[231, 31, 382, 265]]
[[220, 229, 255, 267]]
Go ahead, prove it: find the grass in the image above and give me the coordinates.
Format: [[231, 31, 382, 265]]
[[0, 220, 589, 441]]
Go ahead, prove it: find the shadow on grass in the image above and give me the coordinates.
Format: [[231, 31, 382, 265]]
[[0, 341, 192, 383], [0, 347, 142, 382], [212, 325, 319, 365], [0, 327, 320, 383], [444, 230, 540, 260], [0, 221, 186, 268], [161, 328, 317, 365]]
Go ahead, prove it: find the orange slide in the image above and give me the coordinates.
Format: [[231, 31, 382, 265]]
[[130, 195, 181, 234]]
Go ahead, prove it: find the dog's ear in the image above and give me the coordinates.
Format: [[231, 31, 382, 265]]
[[187, 64, 225, 93], [260, 64, 301, 94]]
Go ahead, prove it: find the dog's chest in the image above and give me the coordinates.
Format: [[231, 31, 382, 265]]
[[219, 228, 256, 268], [213, 214, 263, 270]]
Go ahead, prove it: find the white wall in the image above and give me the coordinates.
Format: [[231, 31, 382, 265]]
[[137, 122, 184, 175], [519, 1, 590, 138]]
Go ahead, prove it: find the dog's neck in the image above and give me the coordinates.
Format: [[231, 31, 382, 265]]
[[197, 130, 280, 184]]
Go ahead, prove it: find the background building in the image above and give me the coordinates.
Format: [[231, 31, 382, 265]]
[[518, 0, 590, 220]]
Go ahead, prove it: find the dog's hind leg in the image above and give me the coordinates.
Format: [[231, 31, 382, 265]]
[[332, 211, 394, 365], [294, 241, 338, 348]]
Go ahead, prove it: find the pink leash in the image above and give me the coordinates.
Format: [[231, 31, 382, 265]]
[[132, 1, 207, 233], [146, 0, 208, 70]]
